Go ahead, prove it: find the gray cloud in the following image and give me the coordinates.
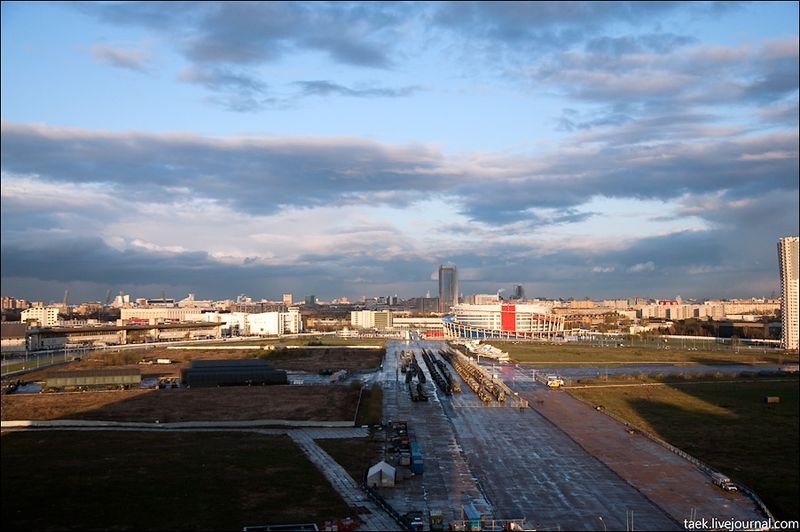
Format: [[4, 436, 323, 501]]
[[72, 1, 774, 119], [0, 121, 454, 215], [0, 234, 438, 303], [79, 1, 414, 69], [585, 33, 696, 55], [433, 2, 683, 46], [294, 80, 421, 99], [2, 121, 796, 226], [2, 186, 795, 302], [90, 43, 151, 72], [75, 1, 200, 31], [178, 66, 272, 112], [532, 38, 799, 114], [74, 2, 423, 112], [179, 66, 268, 95]]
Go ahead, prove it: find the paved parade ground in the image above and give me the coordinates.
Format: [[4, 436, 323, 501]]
[[375, 339, 764, 531]]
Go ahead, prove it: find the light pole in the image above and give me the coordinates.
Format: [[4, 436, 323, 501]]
[[598, 516, 606, 532]]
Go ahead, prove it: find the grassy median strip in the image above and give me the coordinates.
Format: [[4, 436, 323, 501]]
[[568, 378, 799, 520], [1, 431, 356, 531]]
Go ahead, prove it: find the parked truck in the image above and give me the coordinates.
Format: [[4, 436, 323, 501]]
[[711, 472, 737, 491], [429, 509, 444, 532]]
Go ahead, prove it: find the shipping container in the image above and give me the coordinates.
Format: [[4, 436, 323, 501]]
[[44, 368, 141, 391], [410, 442, 424, 474]]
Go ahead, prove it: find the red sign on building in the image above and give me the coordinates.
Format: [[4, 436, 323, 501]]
[[501, 304, 516, 332]]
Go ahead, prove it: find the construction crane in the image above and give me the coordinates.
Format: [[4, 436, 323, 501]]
[[99, 289, 113, 322]]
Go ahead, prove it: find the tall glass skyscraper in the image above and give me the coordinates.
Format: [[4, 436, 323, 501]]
[[778, 236, 799, 350], [438, 264, 458, 313]]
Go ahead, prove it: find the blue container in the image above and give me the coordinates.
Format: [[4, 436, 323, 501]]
[[409, 442, 424, 474]]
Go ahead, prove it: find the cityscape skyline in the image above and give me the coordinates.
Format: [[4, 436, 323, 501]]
[[1, 2, 799, 303]]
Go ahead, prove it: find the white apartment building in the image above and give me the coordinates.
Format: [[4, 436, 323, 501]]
[[469, 294, 500, 305], [602, 299, 630, 309], [247, 308, 302, 336], [202, 312, 249, 334], [635, 303, 726, 321], [248, 312, 282, 335], [21, 306, 60, 327], [778, 236, 799, 350], [350, 310, 393, 329]]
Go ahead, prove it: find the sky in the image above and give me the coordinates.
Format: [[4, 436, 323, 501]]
[[1, 1, 798, 304]]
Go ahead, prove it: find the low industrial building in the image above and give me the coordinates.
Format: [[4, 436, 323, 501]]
[[26, 322, 220, 351], [44, 368, 141, 391], [1, 322, 28, 354], [181, 359, 287, 387]]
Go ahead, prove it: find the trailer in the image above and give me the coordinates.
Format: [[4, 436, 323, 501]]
[[44, 368, 141, 392]]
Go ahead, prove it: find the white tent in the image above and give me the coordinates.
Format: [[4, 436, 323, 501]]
[[367, 460, 396, 487]]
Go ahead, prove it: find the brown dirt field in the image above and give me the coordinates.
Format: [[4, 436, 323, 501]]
[[261, 347, 384, 372], [19, 346, 384, 377], [1, 384, 360, 423]]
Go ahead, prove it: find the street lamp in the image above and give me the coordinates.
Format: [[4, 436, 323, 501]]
[[598, 516, 606, 532]]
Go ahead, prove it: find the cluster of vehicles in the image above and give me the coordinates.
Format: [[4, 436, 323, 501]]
[[401, 351, 429, 402], [442, 349, 504, 403], [421, 349, 460, 396], [156, 377, 180, 389]]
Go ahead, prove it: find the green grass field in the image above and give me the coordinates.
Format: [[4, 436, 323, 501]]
[[488, 341, 796, 365], [570, 370, 792, 387], [1, 431, 355, 531], [317, 437, 381, 484], [569, 378, 799, 520]]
